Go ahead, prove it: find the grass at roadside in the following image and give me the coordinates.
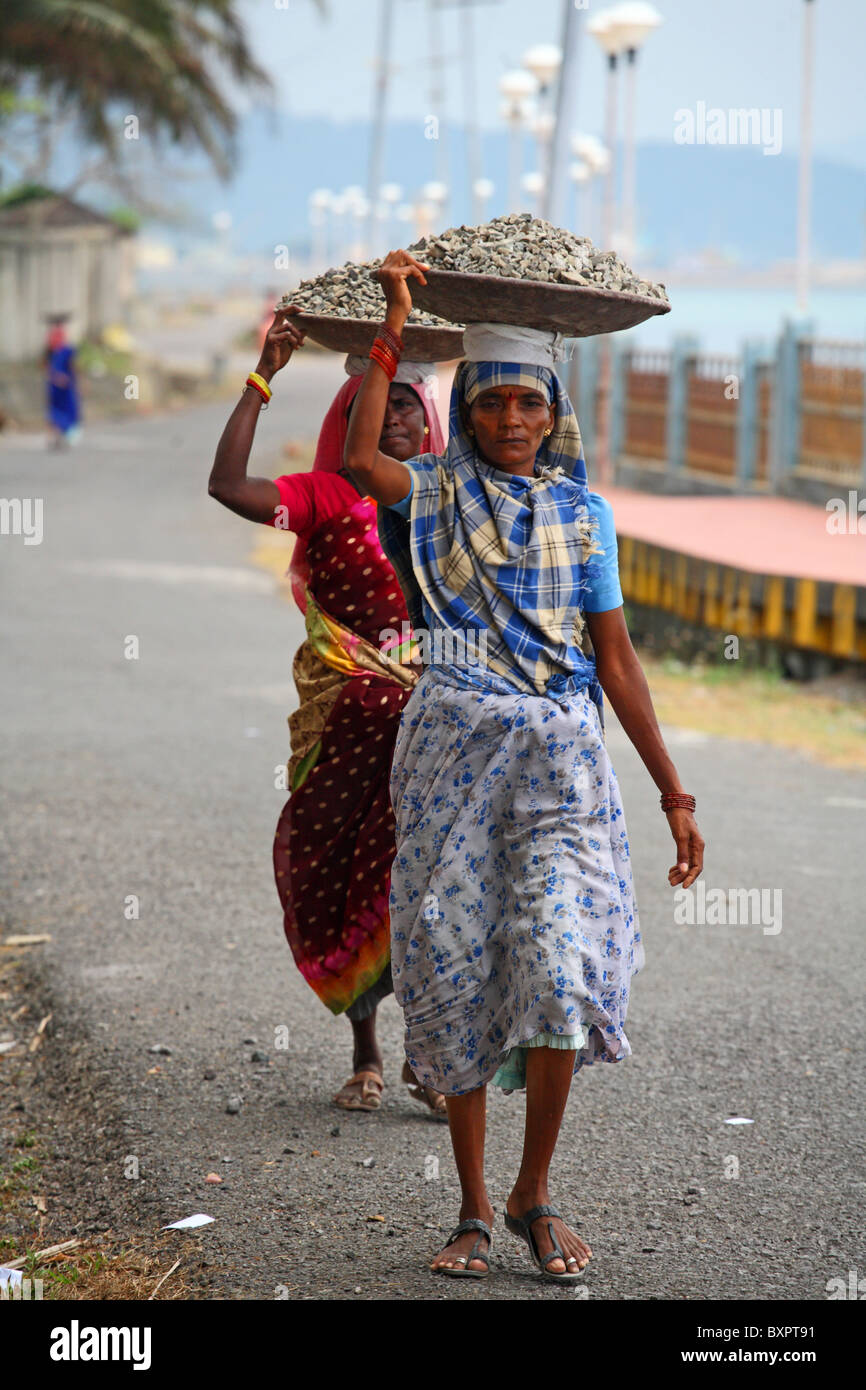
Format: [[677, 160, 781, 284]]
[[9, 1236, 198, 1300], [640, 652, 866, 771]]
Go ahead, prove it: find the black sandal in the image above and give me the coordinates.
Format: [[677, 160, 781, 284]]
[[432, 1218, 492, 1279], [504, 1204, 586, 1283]]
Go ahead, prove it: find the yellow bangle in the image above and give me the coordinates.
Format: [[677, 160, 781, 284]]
[[247, 370, 272, 400]]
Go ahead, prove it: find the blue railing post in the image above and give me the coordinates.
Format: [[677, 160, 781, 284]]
[[576, 337, 599, 471], [736, 340, 762, 490], [770, 317, 813, 491], [667, 335, 698, 479], [609, 338, 627, 480]]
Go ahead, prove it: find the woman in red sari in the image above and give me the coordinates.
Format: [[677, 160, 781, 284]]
[[208, 310, 447, 1114]]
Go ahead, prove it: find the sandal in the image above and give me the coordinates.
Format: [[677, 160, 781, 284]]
[[432, 1218, 492, 1279], [332, 1070, 384, 1112], [503, 1204, 587, 1283], [401, 1060, 447, 1119]]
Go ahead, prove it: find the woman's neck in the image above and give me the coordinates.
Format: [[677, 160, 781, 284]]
[[477, 452, 536, 477]]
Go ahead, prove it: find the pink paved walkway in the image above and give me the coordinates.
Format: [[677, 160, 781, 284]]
[[605, 488, 866, 587]]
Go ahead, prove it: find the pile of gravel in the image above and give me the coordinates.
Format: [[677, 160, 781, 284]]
[[278, 215, 667, 325], [408, 213, 668, 300], [278, 259, 457, 326]]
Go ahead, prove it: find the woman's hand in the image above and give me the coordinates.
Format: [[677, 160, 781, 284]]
[[377, 249, 429, 327], [255, 305, 306, 383], [666, 809, 704, 889]]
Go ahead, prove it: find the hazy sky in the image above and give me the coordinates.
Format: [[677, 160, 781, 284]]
[[241, 0, 866, 167]]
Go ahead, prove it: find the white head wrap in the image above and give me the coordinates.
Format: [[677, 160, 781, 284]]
[[344, 354, 435, 384], [462, 322, 571, 367]]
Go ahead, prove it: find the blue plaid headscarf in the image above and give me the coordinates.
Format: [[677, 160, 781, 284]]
[[378, 359, 605, 714]]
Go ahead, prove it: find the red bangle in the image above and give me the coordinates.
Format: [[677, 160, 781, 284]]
[[660, 792, 696, 812], [369, 342, 398, 381], [378, 321, 404, 354], [372, 334, 400, 365]]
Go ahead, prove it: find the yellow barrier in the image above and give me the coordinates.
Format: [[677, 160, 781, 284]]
[[618, 536, 865, 661]]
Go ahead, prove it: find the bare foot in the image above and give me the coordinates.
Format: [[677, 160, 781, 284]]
[[506, 1195, 592, 1274]]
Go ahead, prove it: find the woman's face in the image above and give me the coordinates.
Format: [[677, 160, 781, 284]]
[[466, 385, 555, 472], [378, 383, 428, 461]]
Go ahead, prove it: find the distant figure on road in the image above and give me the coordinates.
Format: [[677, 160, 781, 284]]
[[44, 314, 80, 448], [208, 309, 449, 1118]]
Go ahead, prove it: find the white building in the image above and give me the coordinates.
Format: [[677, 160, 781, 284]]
[[0, 193, 135, 361]]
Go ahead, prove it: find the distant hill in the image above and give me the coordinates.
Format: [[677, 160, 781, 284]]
[[85, 109, 866, 267]]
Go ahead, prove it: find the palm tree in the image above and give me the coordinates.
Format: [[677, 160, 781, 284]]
[[0, 0, 290, 178]]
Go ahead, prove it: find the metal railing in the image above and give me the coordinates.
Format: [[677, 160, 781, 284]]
[[571, 324, 866, 495]]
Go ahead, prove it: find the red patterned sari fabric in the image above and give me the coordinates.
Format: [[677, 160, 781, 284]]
[[271, 375, 446, 1015]]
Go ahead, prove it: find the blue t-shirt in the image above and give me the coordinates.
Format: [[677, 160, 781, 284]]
[[388, 472, 623, 613]]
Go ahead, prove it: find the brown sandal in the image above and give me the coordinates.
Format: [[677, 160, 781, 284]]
[[332, 1070, 384, 1112], [401, 1061, 447, 1118]]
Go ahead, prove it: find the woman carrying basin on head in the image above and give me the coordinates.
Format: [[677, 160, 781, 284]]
[[208, 308, 448, 1118], [343, 250, 705, 1282]]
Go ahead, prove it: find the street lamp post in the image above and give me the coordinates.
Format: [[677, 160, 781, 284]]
[[530, 109, 556, 208], [612, 2, 662, 262], [587, 9, 628, 488], [796, 0, 816, 313], [522, 42, 562, 205], [545, 0, 584, 225], [429, 0, 504, 225], [365, 0, 395, 258], [571, 134, 610, 241], [499, 70, 537, 213], [587, 10, 623, 251]]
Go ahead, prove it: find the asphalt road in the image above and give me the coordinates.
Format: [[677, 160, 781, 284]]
[[1, 352, 864, 1301]]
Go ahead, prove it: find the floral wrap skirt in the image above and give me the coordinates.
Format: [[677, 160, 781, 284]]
[[388, 663, 644, 1096]]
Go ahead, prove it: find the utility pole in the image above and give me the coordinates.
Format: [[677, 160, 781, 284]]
[[796, 0, 816, 313], [426, 0, 452, 226], [365, 0, 395, 258], [433, 0, 502, 223], [543, 0, 582, 225]]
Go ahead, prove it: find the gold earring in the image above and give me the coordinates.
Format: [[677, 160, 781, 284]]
[[543, 428, 552, 436]]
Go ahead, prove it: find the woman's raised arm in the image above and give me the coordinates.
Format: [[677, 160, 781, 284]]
[[208, 308, 306, 523], [343, 250, 429, 506]]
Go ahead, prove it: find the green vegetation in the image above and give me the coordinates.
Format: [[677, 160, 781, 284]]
[[0, 0, 273, 178], [0, 181, 54, 208], [75, 339, 133, 379]]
